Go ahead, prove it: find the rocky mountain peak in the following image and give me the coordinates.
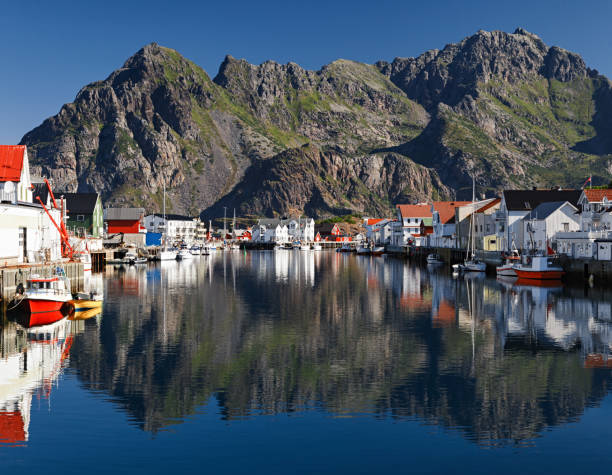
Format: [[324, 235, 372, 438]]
[[18, 29, 612, 218]]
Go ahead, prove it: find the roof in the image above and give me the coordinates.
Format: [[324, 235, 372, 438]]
[[0, 145, 26, 182], [104, 208, 144, 220], [475, 198, 501, 213], [396, 204, 432, 219], [258, 218, 283, 227], [502, 189, 581, 211], [433, 201, 471, 224], [524, 201, 575, 221], [61, 193, 99, 215], [149, 213, 194, 221], [315, 222, 340, 234], [582, 189, 612, 203], [366, 218, 384, 226]]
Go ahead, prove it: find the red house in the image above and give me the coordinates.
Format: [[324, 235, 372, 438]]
[[315, 223, 345, 241], [104, 208, 146, 234]]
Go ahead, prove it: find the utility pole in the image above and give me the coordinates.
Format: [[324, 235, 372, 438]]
[[233, 208, 236, 233]]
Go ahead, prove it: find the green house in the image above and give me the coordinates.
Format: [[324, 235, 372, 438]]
[[62, 193, 104, 237]]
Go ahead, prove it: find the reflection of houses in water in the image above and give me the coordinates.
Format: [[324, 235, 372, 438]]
[[476, 279, 612, 362], [0, 318, 72, 445]]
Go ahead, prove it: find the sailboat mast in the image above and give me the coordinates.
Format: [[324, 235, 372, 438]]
[[470, 175, 476, 258]]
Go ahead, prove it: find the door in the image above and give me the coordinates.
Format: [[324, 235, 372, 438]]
[[18, 227, 27, 262]]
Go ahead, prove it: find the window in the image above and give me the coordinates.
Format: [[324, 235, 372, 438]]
[[77, 215, 85, 221], [563, 223, 569, 232]]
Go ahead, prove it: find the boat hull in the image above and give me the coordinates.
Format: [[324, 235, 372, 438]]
[[496, 265, 516, 277], [514, 269, 565, 280], [70, 299, 103, 311]]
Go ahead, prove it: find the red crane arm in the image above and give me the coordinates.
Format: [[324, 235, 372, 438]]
[[36, 197, 74, 259]]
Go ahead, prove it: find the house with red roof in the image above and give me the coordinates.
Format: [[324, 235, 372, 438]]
[[391, 204, 433, 247], [430, 201, 471, 248], [0, 145, 63, 266], [578, 188, 612, 231], [0, 145, 33, 204], [364, 218, 395, 245]]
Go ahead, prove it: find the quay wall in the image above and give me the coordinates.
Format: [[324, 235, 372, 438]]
[[0, 262, 84, 302]]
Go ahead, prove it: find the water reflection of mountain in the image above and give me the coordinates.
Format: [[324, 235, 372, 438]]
[[68, 253, 612, 445]]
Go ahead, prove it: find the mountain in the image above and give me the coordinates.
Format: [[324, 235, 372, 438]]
[[20, 28, 612, 218]]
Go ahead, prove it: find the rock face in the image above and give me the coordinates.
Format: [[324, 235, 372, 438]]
[[20, 28, 612, 218]]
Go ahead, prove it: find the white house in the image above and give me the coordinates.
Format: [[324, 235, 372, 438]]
[[430, 201, 471, 248], [495, 189, 582, 252], [556, 189, 612, 260], [391, 204, 432, 247], [0, 145, 62, 266], [577, 189, 612, 232], [521, 201, 580, 253], [364, 218, 394, 245], [252, 219, 289, 243], [285, 217, 315, 242], [144, 214, 198, 243], [0, 145, 33, 204]]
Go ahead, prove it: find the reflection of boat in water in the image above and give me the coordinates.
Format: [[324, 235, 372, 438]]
[[514, 277, 563, 288], [11, 309, 71, 329], [0, 317, 72, 445], [68, 307, 102, 321]]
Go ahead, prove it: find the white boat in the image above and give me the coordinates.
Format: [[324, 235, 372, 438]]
[[454, 176, 486, 273], [190, 246, 201, 255], [159, 249, 177, 261], [124, 250, 146, 264], [371, 246, 385, 256], [312, 244, 322, 251], [496, 248, 520, 277], [177, 249, 193, 260], [231, 244, 240, 250], [427, 253, 444, 265], [356, 246, 370, 255], [453, 260, 486, 273], [299, 244, 310, 251]]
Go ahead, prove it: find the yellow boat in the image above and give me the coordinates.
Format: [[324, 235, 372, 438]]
[[69, 299, 103, 311], [69, 307, 102, 320]]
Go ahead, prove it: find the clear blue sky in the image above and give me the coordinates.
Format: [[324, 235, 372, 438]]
[[1, 0, 610, 144]]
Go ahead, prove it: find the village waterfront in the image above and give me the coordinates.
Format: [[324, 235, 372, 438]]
[[2, 250, 612, 473]]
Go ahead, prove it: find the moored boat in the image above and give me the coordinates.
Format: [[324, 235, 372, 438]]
[[158, 249, 177, 261], [312, 243, 322, 251], [513, 255, 564, 280], [356, 246, 370, 255], [371, 246, 385, 256], [12, 271, 73, 317], [177, 248, 193, 260]]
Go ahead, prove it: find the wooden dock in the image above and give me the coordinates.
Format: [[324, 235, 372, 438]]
[[0, 262, 84, 303]]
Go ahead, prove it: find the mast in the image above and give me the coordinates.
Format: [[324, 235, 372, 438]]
[[469, 175, 476, 259], [223, 207, 227, 240]]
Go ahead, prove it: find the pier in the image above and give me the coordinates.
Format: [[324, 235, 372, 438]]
[[0, 261, 85, 303]]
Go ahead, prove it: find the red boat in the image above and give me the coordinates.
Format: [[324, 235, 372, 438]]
[[11, 273, 73, 324], [513, 255, 565, 280]]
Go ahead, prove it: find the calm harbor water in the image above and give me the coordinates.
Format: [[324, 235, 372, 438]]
[[1, 251, 612, 473]]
